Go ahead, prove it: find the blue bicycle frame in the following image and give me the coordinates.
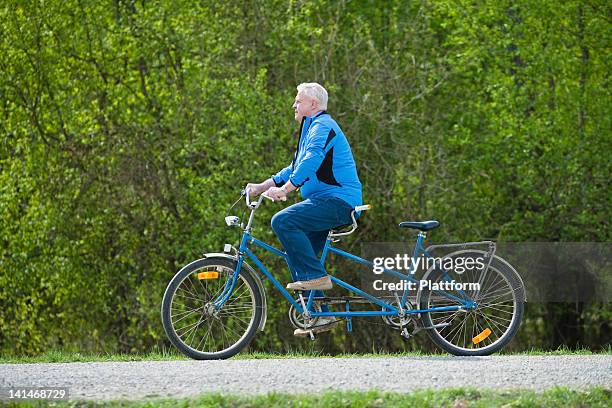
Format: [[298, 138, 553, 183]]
[[213, 227, 475, 321]]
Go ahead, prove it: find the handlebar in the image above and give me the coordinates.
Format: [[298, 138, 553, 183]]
[[242, 188, 286, 209], [235, 187, 286, 232]]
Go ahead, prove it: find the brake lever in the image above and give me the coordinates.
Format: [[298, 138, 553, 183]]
[[262, 193, 287, 202]]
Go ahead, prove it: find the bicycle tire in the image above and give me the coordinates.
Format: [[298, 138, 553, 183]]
[[418, 253, 524, 356], [161, 257, 263, 360]]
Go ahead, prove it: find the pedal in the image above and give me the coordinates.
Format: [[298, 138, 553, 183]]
[[400, 327, 411, 342]]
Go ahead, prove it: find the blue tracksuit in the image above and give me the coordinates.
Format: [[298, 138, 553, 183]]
[[270, 111, 363, 295], [271, 111, 362, 209]]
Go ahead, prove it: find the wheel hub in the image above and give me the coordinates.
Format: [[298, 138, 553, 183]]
[[203, 303, 218, 316]]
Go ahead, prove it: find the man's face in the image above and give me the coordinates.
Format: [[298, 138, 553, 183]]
[[292, 91, 317, 123]]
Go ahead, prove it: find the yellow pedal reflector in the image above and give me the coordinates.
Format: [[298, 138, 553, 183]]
[[472, 328, 492, 344], [197, 271, 219, 280]]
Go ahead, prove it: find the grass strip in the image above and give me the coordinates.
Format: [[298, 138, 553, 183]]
[[1, 345, 610, 364], [2, 387, 610, 407]]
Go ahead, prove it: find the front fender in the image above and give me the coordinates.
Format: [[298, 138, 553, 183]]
[[202, 252, 268, 331]]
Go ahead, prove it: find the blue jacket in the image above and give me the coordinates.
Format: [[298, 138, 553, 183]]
[[272, 111, 362, 208]]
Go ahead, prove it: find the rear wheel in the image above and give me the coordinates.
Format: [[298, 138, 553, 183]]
[[161, 257, 263, 360], [419, 253, 524, 356]]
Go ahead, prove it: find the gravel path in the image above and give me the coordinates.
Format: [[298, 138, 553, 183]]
[[1, 355, 611, 401]]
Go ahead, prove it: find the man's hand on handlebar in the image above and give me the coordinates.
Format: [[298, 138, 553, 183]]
[[245, 183, 263, 197], [264, 186, 287, 202], [245, 178, 277, 197]]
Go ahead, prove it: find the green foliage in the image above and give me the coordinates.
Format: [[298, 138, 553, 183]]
[[0, 0, 609, 355]]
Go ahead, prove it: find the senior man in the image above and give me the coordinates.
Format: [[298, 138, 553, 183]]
[[246, 82, 362, 336]]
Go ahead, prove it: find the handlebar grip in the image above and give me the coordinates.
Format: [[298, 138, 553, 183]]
[[354, 204, 372, 211], [262, 194, 287, 202]]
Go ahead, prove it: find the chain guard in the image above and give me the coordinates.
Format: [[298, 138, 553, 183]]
[[381, 299, 414, 330], [288, 302, 322, 329]]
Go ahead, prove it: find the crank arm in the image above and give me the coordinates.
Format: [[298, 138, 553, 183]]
[[412, 322, 451, 334]]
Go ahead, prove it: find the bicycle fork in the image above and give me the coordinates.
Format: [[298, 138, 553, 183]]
[[212, 255, 244, 310]]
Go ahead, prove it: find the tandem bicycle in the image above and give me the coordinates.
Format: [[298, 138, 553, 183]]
[[161, 190, 526, 359]]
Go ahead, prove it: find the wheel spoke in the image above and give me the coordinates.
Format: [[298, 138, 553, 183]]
[[175, 288, 204, 303], [172, 307, 203, 325], [476, 310, 506, 338], [479, 303, 514, 316]]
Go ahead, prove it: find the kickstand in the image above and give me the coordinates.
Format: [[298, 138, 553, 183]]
[[308, 330, 315, 341]]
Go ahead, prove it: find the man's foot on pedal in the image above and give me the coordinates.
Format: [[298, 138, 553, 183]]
[[286, 275, 332, 291], [293, 317, 339, 337]]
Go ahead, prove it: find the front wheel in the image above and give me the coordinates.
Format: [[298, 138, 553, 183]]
[[419, 253, 524, 356], [161, 257, 263, 360]]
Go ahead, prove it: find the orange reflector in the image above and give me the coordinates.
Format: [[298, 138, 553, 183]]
[[197, 271, 219, 280], [472, 328, 492, 344]]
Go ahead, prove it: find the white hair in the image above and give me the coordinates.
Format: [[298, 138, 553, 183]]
[[297, 82, 328, 110]]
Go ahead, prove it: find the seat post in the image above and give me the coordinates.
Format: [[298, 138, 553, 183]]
[[320, 234, 332, 263], [415, 231, 427, 255]]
